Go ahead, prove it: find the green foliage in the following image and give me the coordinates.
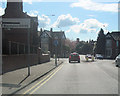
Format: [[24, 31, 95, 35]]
[[64, 45, 70, 52], [75, 41, 94, 55], [96, 28, 105, 55]]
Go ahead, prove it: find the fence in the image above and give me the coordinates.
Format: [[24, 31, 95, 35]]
[[2, 39, 37, 55]]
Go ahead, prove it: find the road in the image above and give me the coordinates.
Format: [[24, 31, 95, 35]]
[[17, 56, 118, 94]]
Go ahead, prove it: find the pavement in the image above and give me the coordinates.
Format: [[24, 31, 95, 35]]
[[0, 58, 63, 95]]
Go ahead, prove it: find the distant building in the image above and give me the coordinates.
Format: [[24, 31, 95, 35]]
[[38, 28, 52, 53], [2, 0, 38, 55], [39, 28, 66, 57], [52, 31, 66, 57], [105, 32, 120, 59]]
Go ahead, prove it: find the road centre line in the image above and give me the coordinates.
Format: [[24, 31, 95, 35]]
[[30, 65, 64, 94], [23, 64, 63, 94]]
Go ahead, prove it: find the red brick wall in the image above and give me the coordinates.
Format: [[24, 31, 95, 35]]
[[2, 54, 50, 74]]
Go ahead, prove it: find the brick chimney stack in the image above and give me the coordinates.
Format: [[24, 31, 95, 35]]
[[3, 0, 24, 18]]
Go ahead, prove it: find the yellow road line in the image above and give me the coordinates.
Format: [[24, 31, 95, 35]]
[[23, 64, 63, 94], [30, 65, 63, 94]]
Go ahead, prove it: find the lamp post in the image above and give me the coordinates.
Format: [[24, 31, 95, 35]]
[[54, 37, 58, 67], [58, 26, 62, 31], [103, 25, 108, 33]]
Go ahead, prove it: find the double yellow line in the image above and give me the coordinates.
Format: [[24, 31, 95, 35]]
[[23, 64, 63, 95]]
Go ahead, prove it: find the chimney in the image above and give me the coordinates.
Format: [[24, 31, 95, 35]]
[[4, 0, 23, 17], [40, 28, 42, 32], [76, 38, 80, 42], [50, 28, 53, 32], [50, 28, 53, 36]]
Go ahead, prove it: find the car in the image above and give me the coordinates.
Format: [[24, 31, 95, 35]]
[[95, 54, 103, 59], [85, 54, 92, 59], [69, 52, 80, 63], [85, 54, 94, 61], [115, 54, 120, 67]]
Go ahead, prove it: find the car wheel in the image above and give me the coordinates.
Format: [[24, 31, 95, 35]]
[[78, 61, 80, 63], [116, 65, 118, 67], [69, 61, 71, 63]]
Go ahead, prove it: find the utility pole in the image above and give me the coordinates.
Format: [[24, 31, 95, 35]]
[[55, 46, 57, 66], [54, 37, 58, 67], [27, 28, 30, 76]]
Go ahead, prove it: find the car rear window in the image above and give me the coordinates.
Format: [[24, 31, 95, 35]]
[[118, 54, 120, 57], [71, 53, 79, 56]]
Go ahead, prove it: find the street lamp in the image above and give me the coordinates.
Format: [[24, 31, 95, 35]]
[[58, 26, 62, 31], [39, 14, 55, 29], [46, 14, 55, 16], [54, 36, 58, 67], [103, 25, 108, 33]]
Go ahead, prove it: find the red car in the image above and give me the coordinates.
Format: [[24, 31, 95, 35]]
[[69, 52, 80, 63]]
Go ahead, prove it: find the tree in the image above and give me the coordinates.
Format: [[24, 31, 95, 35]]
[[96, 28, 105, 55], [65, 38, 77, 53], [75, 41, 94, 55]]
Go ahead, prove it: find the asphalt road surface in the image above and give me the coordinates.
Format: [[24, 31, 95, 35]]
[[18, 56, 118, 94]]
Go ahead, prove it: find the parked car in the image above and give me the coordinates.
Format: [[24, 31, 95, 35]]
[[85, 54, 94, 61], [95, 54, 103, 59], [69, 52, 80, 63], [115, 54, 120, 67]]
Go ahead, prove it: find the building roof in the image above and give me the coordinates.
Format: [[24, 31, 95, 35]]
[[39, 29, 66, 40], [44, 30, 52, 38], [111, 32, 120, 40], [106, 31, 120, 41], [52, 31, 66, 39], [40, 30, 52, 38]]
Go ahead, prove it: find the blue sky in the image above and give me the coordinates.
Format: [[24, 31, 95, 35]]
[[0, 0, 119, 41]]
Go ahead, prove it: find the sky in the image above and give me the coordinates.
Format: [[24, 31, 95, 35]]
[[0, 0, 119, 41]]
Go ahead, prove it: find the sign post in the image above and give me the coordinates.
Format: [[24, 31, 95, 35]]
[[2, 18, 31, 76], [54, 38, 58, 67]]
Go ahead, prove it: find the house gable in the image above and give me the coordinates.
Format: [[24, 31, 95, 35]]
[[106, 34, 112, 38]]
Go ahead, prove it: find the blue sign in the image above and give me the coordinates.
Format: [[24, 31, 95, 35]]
[[54, 40, 58, 46]]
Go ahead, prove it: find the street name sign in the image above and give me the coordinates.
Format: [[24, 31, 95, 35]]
[[1, 18, 30, 28]]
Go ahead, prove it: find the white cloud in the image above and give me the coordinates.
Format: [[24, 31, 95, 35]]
[[52, 14, 80, 28], [3, 0, 77, 3], [70, 0, 118, 12], [88, 15, 95, 17], [27, 10, 39, 16], [28, 11, 50, 28], [38, 14, 51, 28], [92, 0, 119, 2], [0, 7, 5, 16], [66, 19, 108, 34], [1, 0, 118, 3]]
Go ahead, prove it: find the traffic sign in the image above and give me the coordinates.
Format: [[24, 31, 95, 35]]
[[54, 40, 58, 47]]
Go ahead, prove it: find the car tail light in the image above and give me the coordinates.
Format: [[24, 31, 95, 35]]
[[69, 56, 71, 59], [78, 56, 80, 59]]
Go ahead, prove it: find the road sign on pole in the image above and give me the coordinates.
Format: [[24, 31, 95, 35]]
[[54, 39, 58, 66], [54, 40, 58, 47]]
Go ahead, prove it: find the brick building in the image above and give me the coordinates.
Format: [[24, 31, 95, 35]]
[[39, 28, 66, 58], [105, 32, 120, 59], [2, 0, 38, 55], [38, 28, 53, 53]]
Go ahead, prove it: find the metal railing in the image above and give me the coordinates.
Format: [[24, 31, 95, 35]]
[[2, 40, 37, 55]]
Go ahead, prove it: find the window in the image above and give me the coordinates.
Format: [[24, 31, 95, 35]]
[[106, 48, 112, 58], [116, 41, 119, 47], [106, 39, 112, 47]]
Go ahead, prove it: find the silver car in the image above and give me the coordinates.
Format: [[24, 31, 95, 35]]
[[115, 54, 120, 67]]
